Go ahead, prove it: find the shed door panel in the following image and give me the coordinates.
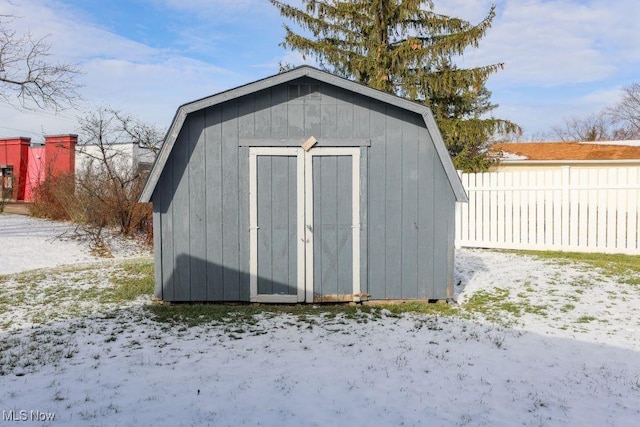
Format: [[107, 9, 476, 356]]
[[256, 155, 298, 296], [250, 147, 304, 303], [312, 155, 353, 301]]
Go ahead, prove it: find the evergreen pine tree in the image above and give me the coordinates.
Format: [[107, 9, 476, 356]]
[[270, 0, 520, 171]]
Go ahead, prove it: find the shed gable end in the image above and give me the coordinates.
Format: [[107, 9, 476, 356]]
[[146, 66, 464, 302]]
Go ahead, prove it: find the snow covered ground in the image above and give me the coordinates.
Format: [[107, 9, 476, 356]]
[[0, 214, 149, 275], [1, 213, 639, 426]]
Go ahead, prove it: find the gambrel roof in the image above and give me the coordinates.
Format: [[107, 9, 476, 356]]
[[140, 66, 467, 203]]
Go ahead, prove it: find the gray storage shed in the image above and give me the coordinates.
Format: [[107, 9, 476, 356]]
[[140, 66, 467, 303]]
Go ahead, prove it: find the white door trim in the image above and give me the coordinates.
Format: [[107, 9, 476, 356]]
[[249, 147, 305, 303], [304, 147, 361, 302], [249, 146, 360, 303]]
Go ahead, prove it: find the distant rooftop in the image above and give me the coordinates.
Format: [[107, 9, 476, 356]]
[[492, 141, 640, 161]]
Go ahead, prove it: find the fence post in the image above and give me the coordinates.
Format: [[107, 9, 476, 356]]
[[561, 165, 571, 250], [455, 170, 463, 249]]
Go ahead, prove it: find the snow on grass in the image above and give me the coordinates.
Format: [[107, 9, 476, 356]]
[[2, 305, 639, 426], [0, 214, 150, 276], [455, 249, 640, 351], [0, 214, 639, 426], [0, 259, 153, 331]]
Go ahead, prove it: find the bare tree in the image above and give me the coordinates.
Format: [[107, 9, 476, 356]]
[[74, 107, 163, 237], [551, 112, 621, 142], [112, 110, 164, 155], [0, 13, 81, 111], [607, 83, 640, 139], [549, 82, 640, 142], [31, 107, 163, 252]]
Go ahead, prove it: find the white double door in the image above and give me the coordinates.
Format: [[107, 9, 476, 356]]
[[249, 147, 360, 303]]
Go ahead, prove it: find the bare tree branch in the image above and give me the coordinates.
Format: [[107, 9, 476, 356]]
[[550, 111, 637, 142], [72, 107, 163, 236], [0, 13, 81, 111], [551, 113, 615, 142], [112, 110, 164, 154], [606, 83, 640, 138]]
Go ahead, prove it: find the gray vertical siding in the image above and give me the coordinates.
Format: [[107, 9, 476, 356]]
[[400, 111, 420, 299], [417, 125, 436, 299], [238, 146, 250, 301], [152, 193, 162, 299], [158, 156, 173, 300], [336, 89, 354, 138], [221, 103, 240, 300], [271, 86, 288, 138], [254, 90, 271, 136], [305, 102, 322, 136], [384, 108, 403, 299], [153, 78, 456, 301], [238, 96, 254, 300], [433, 164, 457, 299], [321, 88, 338, 138], [204, 107, 223, 300], [188, 111, 207, 301], [368, 102, 387, 299], [172, 126, 190, 301]]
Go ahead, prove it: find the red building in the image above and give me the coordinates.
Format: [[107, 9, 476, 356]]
[[0, 135, 77, 201]]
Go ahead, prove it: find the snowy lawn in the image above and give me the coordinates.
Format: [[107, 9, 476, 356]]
[[0, 214, 149, 275], [1, 213, 639, 426]]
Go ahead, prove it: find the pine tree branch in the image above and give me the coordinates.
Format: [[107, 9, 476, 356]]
[[270, 0, 518, 171]]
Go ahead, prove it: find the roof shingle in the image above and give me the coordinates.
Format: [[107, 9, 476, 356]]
[[493, 142, 640, 161]]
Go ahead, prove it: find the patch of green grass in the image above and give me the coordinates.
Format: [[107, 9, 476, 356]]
[[569, 277, 594, 288], [462, 288, 519, 324], [462, 288, 550, 325], [523, 304, 549, 316], [520, 250, 640, 285], [0, 330, 78, 376], [464, 288, 516, 310], [380, 301, 458, 316], [576, 315, 597, 323], [0, 259, 155, 329], [523, 281, 536, 293], [149, 304, 336, 327], [12, 271, 48, 285], [146, 301, 457, 327], [101, 259, 154, 303]]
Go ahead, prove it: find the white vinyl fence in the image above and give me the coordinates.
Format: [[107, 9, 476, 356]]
[[455, 165, 640, 254]]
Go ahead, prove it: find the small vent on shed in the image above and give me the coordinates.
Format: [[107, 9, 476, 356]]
[[289, 84, 320, 99]]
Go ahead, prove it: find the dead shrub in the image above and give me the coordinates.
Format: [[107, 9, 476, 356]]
[[75, 164, 151, 237], [30, 173, 78, 221], [30, 107, 161, 246], [30, 165, 153, 246]]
